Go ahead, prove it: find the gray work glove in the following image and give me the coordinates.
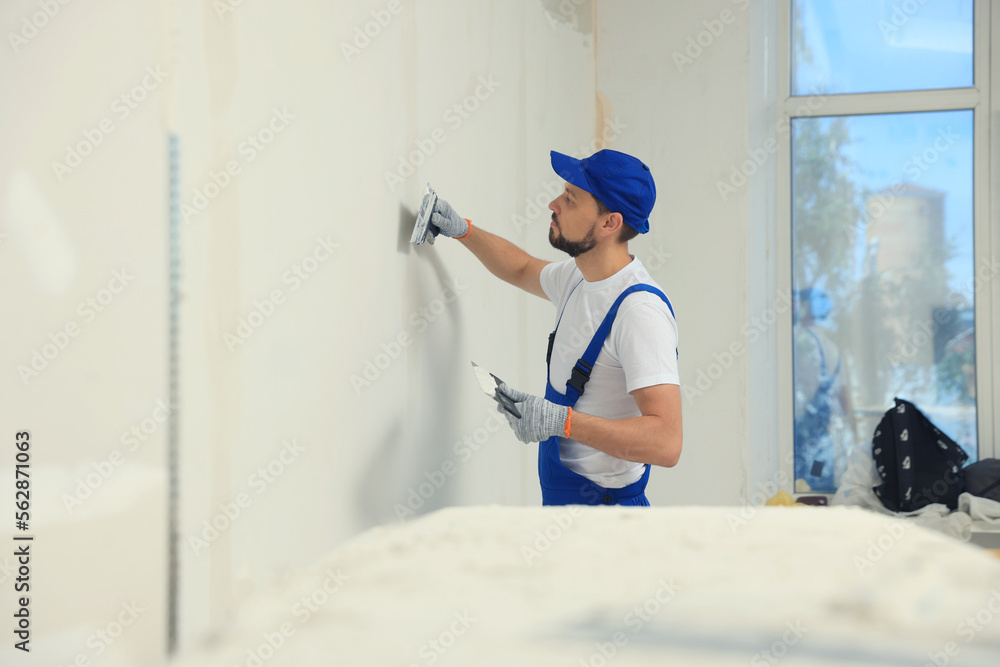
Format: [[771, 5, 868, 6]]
[[495, 381, 570, 444], [425, 197, 470, 244]]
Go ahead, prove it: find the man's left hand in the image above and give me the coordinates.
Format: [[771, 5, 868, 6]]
[[495, 381, 570, 444]]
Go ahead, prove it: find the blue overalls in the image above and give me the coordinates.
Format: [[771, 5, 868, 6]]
[[540, 278, 676, 506], [793, 326, 842, 490]]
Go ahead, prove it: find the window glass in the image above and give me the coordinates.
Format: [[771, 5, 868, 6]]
[[791, 110, 976, 493], [792, 0, 974, 96]]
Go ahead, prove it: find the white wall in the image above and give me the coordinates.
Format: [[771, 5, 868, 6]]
[[173, 0, 603, 649], [0, 0, 168, 664], [595, 0, 758, 505], [1, 0, 775, 660]]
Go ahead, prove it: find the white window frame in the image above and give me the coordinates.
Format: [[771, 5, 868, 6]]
[[749, 0, 994, 497]]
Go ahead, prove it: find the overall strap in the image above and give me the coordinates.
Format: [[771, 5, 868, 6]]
[[564, 283, 675, 405], [805, 326, 841, 383], [547, 278, 585, 364], [556, 278, 586, 330], [805, 327, 828, 378]]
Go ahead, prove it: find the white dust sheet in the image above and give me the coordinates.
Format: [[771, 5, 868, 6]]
[[173, 506, 1000, 667]]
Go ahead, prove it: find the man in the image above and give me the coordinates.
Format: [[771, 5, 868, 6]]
[[792, 288, 853, 492], [425, 149, 681, 506]]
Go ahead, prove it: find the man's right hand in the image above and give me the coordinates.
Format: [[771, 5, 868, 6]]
[[425, 197, 470, 244]]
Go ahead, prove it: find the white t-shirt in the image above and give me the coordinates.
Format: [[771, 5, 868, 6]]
[[539, 255, 679, 488]]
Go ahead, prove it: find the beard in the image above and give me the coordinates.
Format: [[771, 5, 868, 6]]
[[548, 217, 598, 258]]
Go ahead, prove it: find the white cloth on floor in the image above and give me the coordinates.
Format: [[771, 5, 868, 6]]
[[832, 443, 1000, 540], [960, 492, 1000, 528]]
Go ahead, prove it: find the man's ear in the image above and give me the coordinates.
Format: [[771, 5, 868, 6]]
[[602, 212, 624, 236]]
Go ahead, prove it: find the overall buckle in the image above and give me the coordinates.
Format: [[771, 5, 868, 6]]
[[567, 359, 593, 396]]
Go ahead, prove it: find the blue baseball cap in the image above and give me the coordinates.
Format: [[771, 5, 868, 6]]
[[550, 149, 656, 233], [794, 288, 832, 321]]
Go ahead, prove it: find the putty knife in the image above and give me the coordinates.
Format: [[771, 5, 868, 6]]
[[410, 183, 438, 245], [471, 361, 521, 418]]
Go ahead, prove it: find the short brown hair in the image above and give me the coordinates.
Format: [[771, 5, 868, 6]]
[[593, 192, 639, 243], [618, 224, 639, 243]]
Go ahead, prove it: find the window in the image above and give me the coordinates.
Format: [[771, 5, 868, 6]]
[[793, 0, 973, 95], [776, 0, 990, 493]]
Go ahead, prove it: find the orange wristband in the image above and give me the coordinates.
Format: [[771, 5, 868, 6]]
[[564, 407, 573, 438], [455, 219, 472, 240]]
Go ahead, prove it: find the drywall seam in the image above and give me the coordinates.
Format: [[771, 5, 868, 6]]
[[594, 0, 599, 144], [200, 0, 241, 632]]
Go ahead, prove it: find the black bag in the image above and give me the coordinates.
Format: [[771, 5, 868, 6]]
[[963, 459, 1000, 503], [872, 398, 968, 512]]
